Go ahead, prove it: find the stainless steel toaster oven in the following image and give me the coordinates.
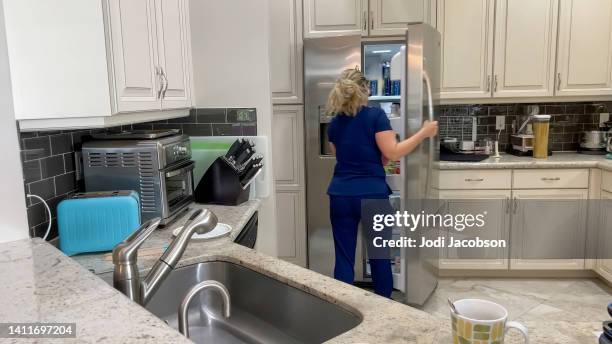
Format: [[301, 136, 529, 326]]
[[82, 132, 194, 224]]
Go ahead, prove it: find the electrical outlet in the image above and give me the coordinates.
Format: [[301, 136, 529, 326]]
[[496, 116, 505, 130]]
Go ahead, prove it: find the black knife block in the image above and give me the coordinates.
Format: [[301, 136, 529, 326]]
[[194, 157, 250, 205]]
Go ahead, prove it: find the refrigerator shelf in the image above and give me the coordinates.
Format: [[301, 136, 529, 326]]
[[368, 95, 401, 101]]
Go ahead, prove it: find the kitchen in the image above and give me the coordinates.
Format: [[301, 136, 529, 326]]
[[0, 0, 611, 343]]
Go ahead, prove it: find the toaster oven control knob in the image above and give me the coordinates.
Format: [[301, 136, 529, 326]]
[[172, 145, 188, 157]]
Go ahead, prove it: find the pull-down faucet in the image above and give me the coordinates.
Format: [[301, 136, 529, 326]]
[[112, 209, 218, 305]]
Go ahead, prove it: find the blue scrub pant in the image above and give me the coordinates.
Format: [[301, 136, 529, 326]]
[[329, 196, 393, 298]]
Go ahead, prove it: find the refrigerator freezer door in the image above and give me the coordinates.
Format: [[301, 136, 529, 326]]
[[402, 24, 441, 306], [304, 35, 362, 278]]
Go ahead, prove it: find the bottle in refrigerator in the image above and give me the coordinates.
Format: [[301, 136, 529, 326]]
[[382, 61, 391, 96]]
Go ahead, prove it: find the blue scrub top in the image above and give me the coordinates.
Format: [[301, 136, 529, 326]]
[[327, 106, 393, 198]]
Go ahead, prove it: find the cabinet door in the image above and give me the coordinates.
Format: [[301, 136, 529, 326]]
[[493, 0, 559, 98], [276, 190, 307, 267], [273, 105, 306, 267], [107, 0, 161, 112], [438, 0, 495, 99], [439, 190, 511, 270], [556, 0, 612, 97], [272, 106, 304, 186], [155, 0, 192, 109], [304, 0, 367, 37], [510, 189, 588, 270], [596, 191, 612, 283], [369, 0, 434, 36], [270, 0, 303, 104]]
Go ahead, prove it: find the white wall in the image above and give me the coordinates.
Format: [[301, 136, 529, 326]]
[[189, 0, 278, 256], [0, 1, 30, 243]]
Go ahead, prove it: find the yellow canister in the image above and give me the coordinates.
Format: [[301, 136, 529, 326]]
[[533, 115, 551, 159]]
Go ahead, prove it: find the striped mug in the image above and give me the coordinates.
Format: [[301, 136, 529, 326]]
[[451, 299, 528, 344]]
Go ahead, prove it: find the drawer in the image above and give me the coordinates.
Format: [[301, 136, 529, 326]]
[[603, 171, 612, 193], [513, 169, 589, 189], [437, 170, 512, 190]]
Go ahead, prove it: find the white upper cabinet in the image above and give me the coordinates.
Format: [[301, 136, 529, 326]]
[[493, 0, 559, 98], [304, 0, 368, 37], [369, 0, 434, 36], [3, 0, 193, 131], [270, 0, 304, 104], [304, 0, 435, 38], [107, 0, 161, 112], [438, 0, 495, 99], [154, 0, 192, 109], [556, 0, 612, 96]]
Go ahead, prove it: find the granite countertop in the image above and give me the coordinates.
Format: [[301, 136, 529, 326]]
[[73, 200, 263, 275], [437, 152, 612, 171], [4, 200, 442, 343], [0, 239, 191, 344]]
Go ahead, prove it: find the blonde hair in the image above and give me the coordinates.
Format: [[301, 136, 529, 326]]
[[326, 68, 369, 117]]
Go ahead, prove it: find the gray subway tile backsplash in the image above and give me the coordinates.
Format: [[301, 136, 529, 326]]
[[17, 107, 257, 240], [438, 101, 610, 152], [195, 108, 227, 123]]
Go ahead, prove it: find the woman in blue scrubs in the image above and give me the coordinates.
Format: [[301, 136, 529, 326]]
[[326, 69, 438, 298]]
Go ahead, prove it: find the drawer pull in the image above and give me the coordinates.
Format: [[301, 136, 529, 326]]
[[541, 177, 561, 181], [465, 178, 485, 182]]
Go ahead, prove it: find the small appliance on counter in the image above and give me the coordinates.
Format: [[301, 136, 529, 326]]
[[57, 191, 140, 256], [82, 130, 194, 225], [440, 138, 489, 162], [509, 113, 552, 157], [579, 130, 609, 155], [194, 138, 264, 205]]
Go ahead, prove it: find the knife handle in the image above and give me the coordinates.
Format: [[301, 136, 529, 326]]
[[225, 139, 243, 159]]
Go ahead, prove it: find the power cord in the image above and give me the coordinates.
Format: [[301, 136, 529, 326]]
[[26, 194, 52, 240]]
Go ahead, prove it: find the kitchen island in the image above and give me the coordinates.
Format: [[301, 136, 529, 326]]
[[1, 200, 442, 343]]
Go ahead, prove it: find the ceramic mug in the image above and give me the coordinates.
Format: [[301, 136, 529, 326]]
[[451, 299, 529, 344]]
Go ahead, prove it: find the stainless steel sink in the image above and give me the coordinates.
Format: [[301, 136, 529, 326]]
[[145, 261, 362, 344]]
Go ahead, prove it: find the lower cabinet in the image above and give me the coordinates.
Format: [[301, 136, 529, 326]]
[[596, 191, 612, 283], [437, 169, 592, 273], [510, 189, 588, 270], [272, 105, 307, 267], [439, 190, 511, 270], [275, 190, 307, 267]]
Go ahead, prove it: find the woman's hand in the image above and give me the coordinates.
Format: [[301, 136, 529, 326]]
[[376, 121, 438, 161], [419, 120, 439, 138]]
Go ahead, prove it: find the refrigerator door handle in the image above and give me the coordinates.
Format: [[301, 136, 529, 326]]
[[422, 70, 435, 198], [423, 71, 434, 122]]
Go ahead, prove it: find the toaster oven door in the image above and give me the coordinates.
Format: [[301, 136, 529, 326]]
[[161, 160, 195, 218]]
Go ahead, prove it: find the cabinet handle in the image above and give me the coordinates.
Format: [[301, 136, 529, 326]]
[[161, 68, 169, 99], [363, 11, 367, 31], [464, 178, 484, 182], [505, 196, 511, 214], [486, 75, 491, 93], [513, 196, 518, 214], [370, 11, 374, 30], [541, 177, 561, 181], [494, 75, 498, 93], [557, 73, 562, 91], [156, 67, 163, 99]]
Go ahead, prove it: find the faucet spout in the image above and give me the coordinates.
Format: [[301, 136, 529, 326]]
[[112, 209, 218, 306], [178, 280, 231, 338]]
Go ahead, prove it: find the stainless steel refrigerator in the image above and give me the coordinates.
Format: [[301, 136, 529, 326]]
[[304, 24, 441, 306]]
